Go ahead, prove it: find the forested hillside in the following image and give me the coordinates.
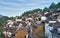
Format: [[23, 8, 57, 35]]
[[21, 2, 60, 17]]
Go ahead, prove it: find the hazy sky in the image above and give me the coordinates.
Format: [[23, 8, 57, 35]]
[[0, 0, 60, 17]]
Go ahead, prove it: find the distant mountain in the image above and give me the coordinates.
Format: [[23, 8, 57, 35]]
[[0, 15, 3, 18]]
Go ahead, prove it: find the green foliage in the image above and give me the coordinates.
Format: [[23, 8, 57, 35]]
[[43, 2, 60, 12], [0, 31, 4, 38], [56, 2, 60, 8], [21, 8, 42, 17], [43, 7, 49, 12], [49, 2, 56, 10]]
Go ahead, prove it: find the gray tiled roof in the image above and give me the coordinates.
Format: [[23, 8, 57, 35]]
[[54, 21, 60, 28]]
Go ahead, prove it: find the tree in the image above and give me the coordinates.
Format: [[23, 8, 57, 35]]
[[56, 2, 60, 9], [0, 16, 9, 27], [33, 8, 42, 12], [49, 2, 56, 10], [43, 7, 49, 12], [21, 8, 42, 17]]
